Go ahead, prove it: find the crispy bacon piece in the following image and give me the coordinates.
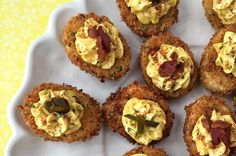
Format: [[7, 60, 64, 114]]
[[159, 60, 178, 77], [204, 109, 213, 119], [201, 118, 212, 131], [97, 26, 110, 53], [170, 52, 178, 61], [210, 127, 231, 146], [211, 120, 232, 146], [158, 52, 185, 78], [201, 118, 232, 147], [201, 109, 232, 147], [88, 26, 111, 61], [88, 26, 99, 38], [96, 36, 106, 61], [171, 62, 185, 80], [211, 120, 232, 129]]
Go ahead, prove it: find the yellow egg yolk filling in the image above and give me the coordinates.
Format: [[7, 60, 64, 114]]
[[75, 18, 124, 69], [31, 89, 84, 137], [146, 44, 194, 91], [125, 0, 177, 24], [192, 110, 236, 156], [213, 0, 236, 25], [214, 31, 236, 77], [122, 97, 166, 145]]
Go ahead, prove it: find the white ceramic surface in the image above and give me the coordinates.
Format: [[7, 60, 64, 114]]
[[5, 0, 235, 156]]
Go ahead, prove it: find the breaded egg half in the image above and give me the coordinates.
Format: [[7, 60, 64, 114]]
[[18, 83, 101, 142], [62, 13, 131, 82], [203, 0, 236, 29], [102, 81, 174, 145], [123, 146, 168, 156], [200, 25, 236, 95], [116, 0, 179, 37], [184, 96, 236, 156], [139, 33, 198, 99]]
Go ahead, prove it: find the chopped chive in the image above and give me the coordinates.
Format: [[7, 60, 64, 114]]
[[144, 45, 151, 50], [31, 104, 36, 108], [127, 127, 132, 132], [162, 84, 166, 89], [117, 66, 122, 72], [220, 57, 223, 63], [71, 31, 77, 36], [111, 73, 115, 79]]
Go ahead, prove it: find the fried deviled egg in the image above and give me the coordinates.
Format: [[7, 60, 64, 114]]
[[123, 146, 167, 156], [140, 33, 198, 98], [18, 83, 101, 142], [184, 96, 236, 156], [203, 0, 236, 29], [102, 81, 174, 145], [116, 0, 179, 36], [200, 25, 236, 95], [62, 13, 131, 82]]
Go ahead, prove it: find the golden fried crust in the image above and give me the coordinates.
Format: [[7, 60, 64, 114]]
[[62, 13, 131, 82], [116, 0, 179, 37], [200, 25, 236, 95], [123, 146, 168, 156], [183, 96, 236, 156], [102, 81, 174, 144], [202, 0, 226, 29], [139, 33, 198, 98], [18, 83, 101, 142]]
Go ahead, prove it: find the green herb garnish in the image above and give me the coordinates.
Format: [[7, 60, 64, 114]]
[[117, 66, 122, 72], [124, 114, 159, 135], [31, 104, 36, 108], [111, 73, 115, 79], [71, 31, 77, 36], [143, 45, 151, 51], [44, 97, 70, 114], [220, 57, 223, 63], [162, 84, 166, 89]]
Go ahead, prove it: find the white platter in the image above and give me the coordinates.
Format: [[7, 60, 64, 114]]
[[5, 0, 235, 156]]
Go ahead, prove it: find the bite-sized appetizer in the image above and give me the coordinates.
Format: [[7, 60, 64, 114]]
[[102, 81, 174, 145], [203, 0, 236, 29], [200, 25, 236, 95], [123, 146, 167, 156], [116, 0, 179, 36], [139, 33, 198, 98], [62, 13, 131, 82], [18, 83, 101, 142], [184, 96, 236, 156]]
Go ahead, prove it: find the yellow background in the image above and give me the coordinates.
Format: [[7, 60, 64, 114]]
[[0, 1, 70, 155]]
